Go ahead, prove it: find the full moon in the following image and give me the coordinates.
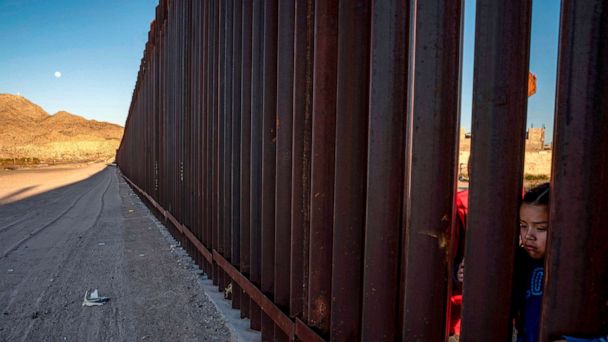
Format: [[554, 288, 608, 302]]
[[54, 71, 62, 78]]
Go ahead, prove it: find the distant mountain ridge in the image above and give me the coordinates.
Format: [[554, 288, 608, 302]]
[[0, 94, 123, 162]]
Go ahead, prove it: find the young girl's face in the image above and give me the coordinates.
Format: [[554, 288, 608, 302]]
[[519, 203, 549, 259]]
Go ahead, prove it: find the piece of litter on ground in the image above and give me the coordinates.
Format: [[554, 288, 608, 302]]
[[7, 269, 14, 273], [82, 289, 110, 307], [128, 209, 134, 213], [139, 254, 145, 257], [98, 242, 105, 246]]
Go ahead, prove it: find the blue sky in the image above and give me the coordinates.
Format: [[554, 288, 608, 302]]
[[0, 0, 561, 135], [0, 0, 157, 126], [461, 0, 562, 141]]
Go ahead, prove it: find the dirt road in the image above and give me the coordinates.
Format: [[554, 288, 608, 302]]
[[0, 164, 232, 341]]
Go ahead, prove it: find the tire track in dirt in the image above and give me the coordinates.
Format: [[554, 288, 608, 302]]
[[17, 171, 114, 342], [0, 170, 112, 315]]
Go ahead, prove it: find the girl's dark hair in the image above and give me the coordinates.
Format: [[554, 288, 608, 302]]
[[523, 182, 550, 206]]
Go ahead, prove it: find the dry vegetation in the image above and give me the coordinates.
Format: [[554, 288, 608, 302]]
[[0, 94, 123, 168]]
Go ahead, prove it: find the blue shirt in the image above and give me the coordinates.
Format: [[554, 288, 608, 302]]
[[564, 337, 608, 342], [517, 258, 544, 342]]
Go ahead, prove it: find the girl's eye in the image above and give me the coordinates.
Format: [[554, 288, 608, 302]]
[[519, 224, 527, 229], [537, 226, 548, 231]]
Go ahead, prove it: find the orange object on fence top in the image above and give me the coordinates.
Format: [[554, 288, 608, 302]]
[[528, 72, 537, 97]]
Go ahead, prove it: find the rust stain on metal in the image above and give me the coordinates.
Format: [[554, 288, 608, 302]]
[[310, 296, 329, 326], [418, 230, 448, 250]]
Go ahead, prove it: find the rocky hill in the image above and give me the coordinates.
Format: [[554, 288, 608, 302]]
[[0, 94, 123, 164]]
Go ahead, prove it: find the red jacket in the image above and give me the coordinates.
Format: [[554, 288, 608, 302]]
[[451, 190, 469, 335]]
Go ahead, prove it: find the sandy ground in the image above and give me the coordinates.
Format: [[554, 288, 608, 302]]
[[0, 164, 234, 341], [0, 163, 108, 205]]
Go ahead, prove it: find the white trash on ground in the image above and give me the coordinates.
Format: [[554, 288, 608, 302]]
[[82, 289, 110, 307]]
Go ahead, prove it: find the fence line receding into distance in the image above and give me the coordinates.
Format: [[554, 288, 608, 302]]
[[116, 0, 608, 340]]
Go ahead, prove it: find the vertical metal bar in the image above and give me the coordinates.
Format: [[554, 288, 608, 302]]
[[178, 0, 185, 242], [329, 0, 371, 340], [274, 1, 295, 341], [159, 17, 164, 222], [154, 24, 158, 203], [162, 14, 168, 227], [172, 0, 178, 226], [163, 10, 168, 221], [167, 1, 174, 228], [198, 0, 203, 270], [165, 1, 175, 230], [402, 0, 463, 340], [261, 0, 278, 339], [231, 0, 243, 311], [197, 0, 204, 270], [240, 0, 253, 319], [185, 0, 192, 262], [202, 0, 208, 270], [163, 4, 169, 220], [210, 0, 220, 286], [162, 15, 166, 221], [290, 0, 314, 322], [192, 0, 200, 275], [201, 0, 207, 271], [178, 0, 184, 243], [182, 0, 187, 236], [173, 0, 179, 232], [250, 0, 264, 330], [183, 0, 192, 253], [185, 0, 191, 256], [192, 0, 201, 269], [200, 0, 206, 270], [217, 0, 227, 291], [540, 1, 608, 339], [220, 0, 233, 300], [198, 0, 206, 271], [203, 0, 212, 274], [191, 0, 200, 263], [308, 0, 339, 337], [460, 0, 532, 340], [177, 0, 182, 237], [191, 0, 197, 269], [169, 0, 175, 233], [359, 0, 409, 340], [182, 0, 190, 248], [172, 0, 179, 237], [224, 0, 234, 268]]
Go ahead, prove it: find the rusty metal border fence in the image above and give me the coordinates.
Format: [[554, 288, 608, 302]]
[[117, 0, 608, 340]]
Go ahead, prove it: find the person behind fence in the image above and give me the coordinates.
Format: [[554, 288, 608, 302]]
[[448, 156, 471, 339], [512, 182, 550, 342], [512, 183, 608, 342]]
